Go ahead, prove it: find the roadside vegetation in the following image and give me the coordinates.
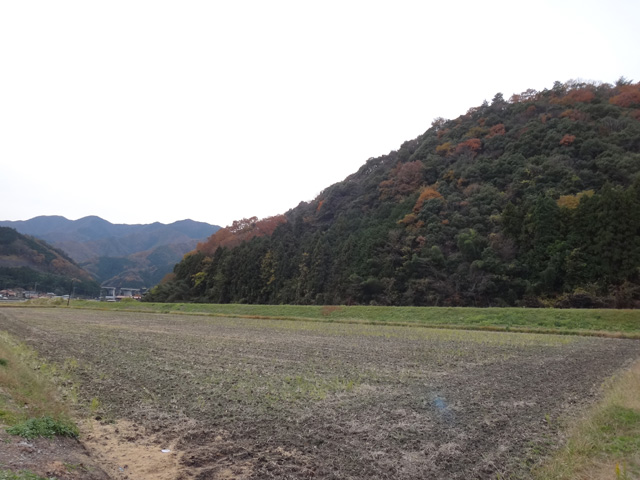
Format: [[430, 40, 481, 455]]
[[0, 330, 82, 479], [0, 331, 77, 435], [534, 359, 640, 479], [56, 300, 640, 338]]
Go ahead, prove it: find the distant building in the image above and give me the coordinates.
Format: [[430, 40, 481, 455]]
[[1, 289, 24, 299], [100, 286, 142, 301]]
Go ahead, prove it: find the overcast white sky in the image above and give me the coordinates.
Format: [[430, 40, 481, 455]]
[[1, 1, 639, 227]]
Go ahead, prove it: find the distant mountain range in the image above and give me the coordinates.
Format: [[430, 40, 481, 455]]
[[0, 216, 220, 288]]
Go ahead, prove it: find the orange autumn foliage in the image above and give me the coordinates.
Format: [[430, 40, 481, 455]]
[[197, 215, 287, 256], [455, 138, 482, 156], [160, 272, 176, 285], [557, 88, 595, 105], [413, 186, 444, 213], [559, 134, 576, 146], [486, 123, 506, 138], [378, 161, 425, 200], [609, 83, 640, 108], [398, 212, 418, 225]]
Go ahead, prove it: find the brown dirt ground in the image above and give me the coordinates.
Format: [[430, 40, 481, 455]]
[[0, 426, 110, 479], [0, 307, 639, 479], [79, 418, 182, 480]]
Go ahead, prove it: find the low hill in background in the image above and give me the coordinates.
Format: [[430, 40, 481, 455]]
[[0, 227, 100, 296], [0, 216, 220, 289], [80, 242, 204, 289], [147, 79, 640, 308]]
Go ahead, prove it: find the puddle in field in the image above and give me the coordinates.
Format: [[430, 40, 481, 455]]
[[80, 419, 180, 480]]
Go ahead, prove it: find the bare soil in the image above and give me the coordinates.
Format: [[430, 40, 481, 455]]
[[0, 426, 109, 479], [0, 307, 638, 479], [79, 418, 182, 480]]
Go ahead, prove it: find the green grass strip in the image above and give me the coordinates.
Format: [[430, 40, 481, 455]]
[[534, 359, 640, 479], [43, 301, 640, 338], [0, 470, 53, 480], [0, 332, 77, 430]]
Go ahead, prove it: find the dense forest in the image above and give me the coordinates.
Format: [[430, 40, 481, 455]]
[[0, 227, 100, 296], [146, 79, 640, 308]]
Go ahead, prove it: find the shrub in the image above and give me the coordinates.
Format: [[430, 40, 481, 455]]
[[6, 416, 78, 439], [554, 293, 612, 309], [118, 297, 138, 303]]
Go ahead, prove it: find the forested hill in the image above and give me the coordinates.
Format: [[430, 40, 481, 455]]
[[0, 227, 100, 296], [0, 216, 220, 289], [147, 79, 640, 308]]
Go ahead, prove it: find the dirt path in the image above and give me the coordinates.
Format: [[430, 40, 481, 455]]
[[1, 307, 638, 479]]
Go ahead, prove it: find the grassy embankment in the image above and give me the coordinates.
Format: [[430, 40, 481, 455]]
[[0, 330, 76, 429], [0, 331, 78, 479], [534, 358, 640, 480], [47, 300, 640, 338]]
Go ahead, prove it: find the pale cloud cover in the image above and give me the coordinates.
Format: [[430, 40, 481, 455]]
[[1, 0, 639, 227]]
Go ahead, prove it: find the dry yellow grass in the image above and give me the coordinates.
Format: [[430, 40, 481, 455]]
[[534, 359, 640, 480]]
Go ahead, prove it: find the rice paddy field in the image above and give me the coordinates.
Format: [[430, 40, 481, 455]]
[[0, 305, 639, 479]]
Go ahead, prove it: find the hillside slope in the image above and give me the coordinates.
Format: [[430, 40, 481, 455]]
[[147, 79, 640, 307], [0, 227, 100, 296], [0, 216, 220, 261], [0, 216, 220, 288], [80, 242, 202, 289]]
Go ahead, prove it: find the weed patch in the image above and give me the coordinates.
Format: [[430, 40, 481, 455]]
[[0, 331, 75, 427], [534, 359, 640, 480], [6, 416, 78, 439], [597, 405, 640, 455], [0, 470, 52, 480]]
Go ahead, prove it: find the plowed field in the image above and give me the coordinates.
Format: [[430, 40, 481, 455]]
[[1, 307, 638, 479]]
